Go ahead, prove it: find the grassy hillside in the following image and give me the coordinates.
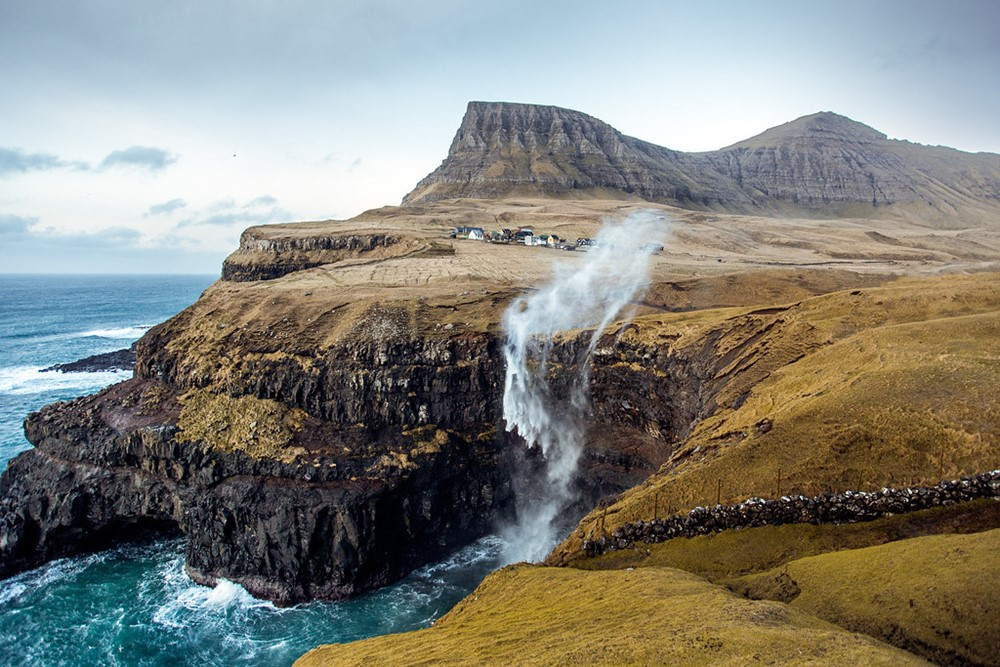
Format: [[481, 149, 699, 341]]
[[731, 528, 1000, 665], [297, 565, 924, 666], [553, 271, 1000, 563]]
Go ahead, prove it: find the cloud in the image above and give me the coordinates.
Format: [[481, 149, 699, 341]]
[[244, 195, 277, 208], [99, 146, 177, 172], [179, 196, 291, 227], [82, 226, 143, 244], [23, 222, 142, 246], [189, 209, 291, 227], [0, 220, 215, 273], [0, 148, 89, 176], [0, 213, 38, 234], [146, 198, 187, 216]]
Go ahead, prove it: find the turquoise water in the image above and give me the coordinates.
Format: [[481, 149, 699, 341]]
[[0, 275, 506, 666]]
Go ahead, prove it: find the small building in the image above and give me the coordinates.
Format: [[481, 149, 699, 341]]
[[546, 234, 561, 248], [450, 226, 485, 240]]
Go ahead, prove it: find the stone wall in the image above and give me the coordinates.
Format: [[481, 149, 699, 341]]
[[582, 470, 1000, 557]]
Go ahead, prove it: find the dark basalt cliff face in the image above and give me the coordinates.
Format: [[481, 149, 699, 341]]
[[404, 102, 1000, 222], [222, 229, 408, 282], [0, 274, 804, 603]]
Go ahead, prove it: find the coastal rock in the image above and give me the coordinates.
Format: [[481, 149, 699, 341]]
[[221, 230, 409, 282], [0, 278, 807, 602], [0, 379, 511, 605], [42, 345, 136, 373]]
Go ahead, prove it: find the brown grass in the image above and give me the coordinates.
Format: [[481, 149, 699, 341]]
[[554, 272, 1000, 562], [730, 528, 1000, 665], [175, 388, 307, 462], [296, 565, 924, 666]]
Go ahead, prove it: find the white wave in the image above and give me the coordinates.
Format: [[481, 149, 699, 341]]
[[152, 558, 275, 629], [0, 365, 132, 395], [0, 547, 112, 605], [23, 324, 154, 344], [77, 325, 153, 339], [415, 534, 506, 578]]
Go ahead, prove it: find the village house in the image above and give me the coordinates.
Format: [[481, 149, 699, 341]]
[[449, 226, 485, 240]]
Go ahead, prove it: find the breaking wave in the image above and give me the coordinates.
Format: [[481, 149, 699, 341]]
[[0, 365, 132, 396]]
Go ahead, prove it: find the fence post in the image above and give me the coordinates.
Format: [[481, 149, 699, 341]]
[[776, 468, 782, 498], [653, 491, 659, 520]]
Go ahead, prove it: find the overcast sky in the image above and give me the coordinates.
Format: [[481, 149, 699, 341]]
[[2, 0, 998, 273]]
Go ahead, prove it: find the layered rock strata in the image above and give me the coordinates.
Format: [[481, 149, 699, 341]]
[[222, 230, 409, 282], [404, 102, 1000, 223]]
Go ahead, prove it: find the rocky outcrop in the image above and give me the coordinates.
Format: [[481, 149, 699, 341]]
[[404, 102, 1000, 222], [0, 379, 510, 605], [221, 229, 406, 282], [42, 344, 136, 373]]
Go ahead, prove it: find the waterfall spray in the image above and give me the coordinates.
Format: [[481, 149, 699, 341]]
[[500, 211, 669, 562]]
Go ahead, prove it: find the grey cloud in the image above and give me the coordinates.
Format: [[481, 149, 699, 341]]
[[25, 223, 142, 246], [0, 213, 38, 234], [1, 216, 143, 252], [146, 198, 187, 216], [178, 197, 291, 227], [84, 226, 143, 244], [0, 148, 89, 176], [0, 221, 203, 273], [189, 208, 291, 227], [99, 146, 177, 172], [244, 195, 277, 208]]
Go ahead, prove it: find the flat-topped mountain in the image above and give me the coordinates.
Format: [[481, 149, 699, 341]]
[[404, 102, 1000, 225]]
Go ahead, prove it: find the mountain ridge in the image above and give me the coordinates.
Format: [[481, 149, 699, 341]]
[[404, 102, 1000, 225]]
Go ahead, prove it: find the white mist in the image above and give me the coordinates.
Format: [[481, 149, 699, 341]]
[[500, 211, 669, 563]]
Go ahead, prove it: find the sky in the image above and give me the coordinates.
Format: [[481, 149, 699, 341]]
[[1, 0, 998, 274]]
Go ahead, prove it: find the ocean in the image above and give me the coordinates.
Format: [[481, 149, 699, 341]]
[[0, 275, 504, 666]]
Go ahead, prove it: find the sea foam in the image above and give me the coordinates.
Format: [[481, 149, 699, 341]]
[[0, 365, 132, 395]]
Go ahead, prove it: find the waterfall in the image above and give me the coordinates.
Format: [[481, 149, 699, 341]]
[[499, 210, 669, 562]]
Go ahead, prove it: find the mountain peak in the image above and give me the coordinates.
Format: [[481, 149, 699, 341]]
[[727, 111, 888, 149], [401, 102, 1000, 222]]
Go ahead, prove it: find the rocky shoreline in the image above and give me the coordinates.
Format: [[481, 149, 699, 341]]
[[582, 470, 1000, 558], [42, 345, 136, 373]]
